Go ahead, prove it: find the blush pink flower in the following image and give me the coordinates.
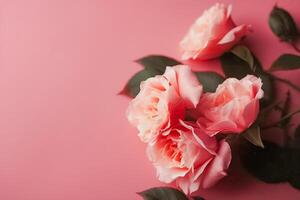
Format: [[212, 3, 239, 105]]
[[127, 65, 202, 143], [147, 121, 232, 194], [180, 3, 250, 60], [196, 75, 264, 136]]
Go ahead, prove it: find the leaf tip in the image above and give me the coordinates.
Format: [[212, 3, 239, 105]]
[[117, 87, 131, 98]]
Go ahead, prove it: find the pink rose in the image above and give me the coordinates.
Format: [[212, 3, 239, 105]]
[[180, 3, 250, 60], [147, 121, 232, 194], [196, 75, 263, 136], [127, 65, 202, 143]]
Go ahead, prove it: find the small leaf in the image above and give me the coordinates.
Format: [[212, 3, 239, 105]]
[[120, 55, 180, 98], [231, 45, 255, 70], [119, 69, 157, 97], [240, 140, 289, 183], [242, 125, 264, 148], [138, 187, 188, 200], [220, 52, 253, 79], [270, 54, 300, 71], [195, 72, 225, 92], [268, 6, 299, 42], [136, 55, 181, 74]]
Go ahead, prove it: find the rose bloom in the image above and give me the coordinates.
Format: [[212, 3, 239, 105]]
[[196, 75, 263, 136], [147, 121, 231, 194], [180, 3, 250, 60], [127, 65, 202, 143]]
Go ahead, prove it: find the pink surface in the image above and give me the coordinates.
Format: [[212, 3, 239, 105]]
[[0, 0, 300, 199]]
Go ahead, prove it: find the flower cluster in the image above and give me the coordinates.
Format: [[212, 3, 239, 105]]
[[125, 4, 264, 194], [127, 65, 263, 194], [121, 2, 300, 198]]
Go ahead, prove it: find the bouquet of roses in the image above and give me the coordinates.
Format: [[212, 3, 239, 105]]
[[120, 3, 300, 200]]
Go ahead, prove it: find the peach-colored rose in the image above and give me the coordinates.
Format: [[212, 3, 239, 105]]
[[147, 121, 231, 194], [180, 3, 250, 60], [196, 75, 263, 136], [127, 65, 202, 143]]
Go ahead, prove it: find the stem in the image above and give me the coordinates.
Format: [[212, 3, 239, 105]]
[[272, 75, 300, 93], [262, 108, 300, 130], [291, 42, 300, 53]]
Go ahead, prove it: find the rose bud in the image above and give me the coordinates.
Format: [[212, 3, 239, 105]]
[[269, 6, 299, 42]]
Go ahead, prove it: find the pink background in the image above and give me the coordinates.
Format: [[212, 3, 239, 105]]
[[0, 0, 300, 199]]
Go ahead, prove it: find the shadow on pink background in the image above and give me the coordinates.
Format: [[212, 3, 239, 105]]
[[0, 0, 300, 199]]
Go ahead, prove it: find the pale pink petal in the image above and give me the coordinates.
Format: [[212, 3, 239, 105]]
[[218, 24, 250, 45], [176, 66, 203, 108], [242, 99, 259, 129], [180, 120, 218, 154], [156, 166, 189, 183], [177, 158, 212, 194], [196, 75, 263, 135], [164, 65, 203, 108], [200, 140, 232, 188]]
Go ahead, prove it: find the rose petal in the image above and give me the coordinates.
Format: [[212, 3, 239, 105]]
[[200, 140, 232, 188]]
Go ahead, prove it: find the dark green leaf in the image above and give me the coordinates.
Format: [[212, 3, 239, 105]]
[[240, 129, 300, 191], [231, 45, 255, 70], [252, 56, 264, 73], [136, 55, 181, 74], [242, 125, 264, 148], [240, 140, 289, 183], [195, 72, 224, 92], [220, 52, 253, 79], [119, 69, 157, 97], [268, 6, 299, 42], [120, 55, 180, 98], [270, 54, 300, 71], [138, 187, 188, 200]]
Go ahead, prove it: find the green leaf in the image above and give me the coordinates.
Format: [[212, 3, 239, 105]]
[[220, 52, 253, 79], [268, 6, 299, 42], [240, 140, 289, 183], [270, 54, 300, 71], [119, 69, 157, 97], [231, 45, 255, 70], [242, 125, 264, 148], [138, 187, 188, 200], [240, 127, 300, 191], [136, 55, 181, 74], [195, 72, 224, 92], [120, 55, 181, 98]]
